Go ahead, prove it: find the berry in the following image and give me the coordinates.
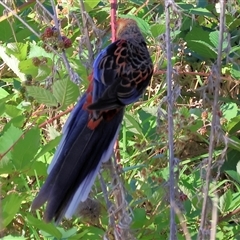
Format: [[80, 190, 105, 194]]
[[32, 57, 41, 67], [62, 36, 72, 48], [44, 27, 53, 38], [57, 40, 65, 49], [179, 193, 188, 202], [201, 111, 208, 121]]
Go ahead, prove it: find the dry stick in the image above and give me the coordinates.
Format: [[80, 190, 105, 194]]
[[197, 1, 226, 239], [0, 1, 40, 38], [153, 69, 236, 82], [165, 1, 177, 239], [0, 0, 35, 22], [0, 1, 79, 83], [210, 194, 218, 240], [109, 2, 132, 239], [38, 107, 74, 128], [79, 0, 94, 67], [173, 202, 191, 240], [218, 207, 240, 223], [36, 0, 54, 20], [49, 0, 79, 84]]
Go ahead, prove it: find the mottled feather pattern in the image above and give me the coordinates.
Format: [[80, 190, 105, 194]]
[[32, 18, 153, 223]]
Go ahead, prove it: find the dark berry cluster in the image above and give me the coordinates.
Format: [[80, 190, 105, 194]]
[[41, 27, 72, 52], [32, 57, 48, 67]]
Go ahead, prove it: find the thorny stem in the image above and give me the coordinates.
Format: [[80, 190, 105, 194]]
[[198, 1, 225, 239], [165, 1, 177, 239]]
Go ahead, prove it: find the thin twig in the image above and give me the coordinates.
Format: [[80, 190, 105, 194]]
[[79, 0, 94, 67], [0, 0, 35, 22], [49, 0, 80, 84], [0, 0, 79, 81], [38, 107, 74, 128], [0, 1, 40, 38], [36, 0, 54, 20], [153, 69, 236, 82], [198, 1, 225, 239], [173, 202, 191, 240], [210, 193, 218, 240], [165, 1, 177, 239]]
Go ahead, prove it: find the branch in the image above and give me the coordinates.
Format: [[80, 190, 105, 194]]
[[79, 0, 94, 68], [0, 0, 35, 22], [165, 0, 177, 239], [198, 1, 226, 239], [50, 0, 80, 84], [38, 107, 74, 128]]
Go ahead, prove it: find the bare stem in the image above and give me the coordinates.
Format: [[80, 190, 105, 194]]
[[197, 1, 225, 239], [165, 0, 177, 239], [79, 0, 94, 68]]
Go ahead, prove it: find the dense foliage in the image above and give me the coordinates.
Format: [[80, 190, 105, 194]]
[[1, 0, 240, 239]]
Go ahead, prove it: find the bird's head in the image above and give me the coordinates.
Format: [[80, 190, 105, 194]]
[[116, 18, 144, 41]]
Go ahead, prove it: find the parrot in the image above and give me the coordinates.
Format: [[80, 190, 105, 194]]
[[32, 18, 153, 223]]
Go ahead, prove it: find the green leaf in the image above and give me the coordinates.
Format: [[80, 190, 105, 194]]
[[225, 170, 240, 184], [28, 43, 54, 59], [19, 58, 52, 81], [189, 7, 214, 17], [0, 87, 9, 98], [18, 59, 38, 77], [219, 189, 232, 213], [84, 0, 100, 11], [34, 135, 61, 161], [229, 192, 240, 211], [26, 86, 58, 107], [151, 24, 166, 38], [221, 102, 238, 121], [186, 27, 211, 43], [132, 208, 147, 228], [13, 79, 22, 91], [25, 214, 62, 239], [237, 161, 240, 175], [66, 226, 104, 240], [6, 42, 29, 61], [188, 40, 217, 59], [3, 236, 25, 240], [57, 227, 78, 238], [227, 116, 240, 134], [209, 31, 228, 49], [53, 79, 79, 109], [2, 193, 23, 227], [12, 128, 40, 170], [0, 125, 23, 162], [7, 115, 25, 128], [5, 104, 23, 118], [0, 46, 26, 81], [231, 64, 240, 78], [124, 113, 143, 136]]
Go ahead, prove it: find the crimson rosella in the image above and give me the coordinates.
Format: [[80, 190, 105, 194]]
[[32, 18, 153, 223]]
